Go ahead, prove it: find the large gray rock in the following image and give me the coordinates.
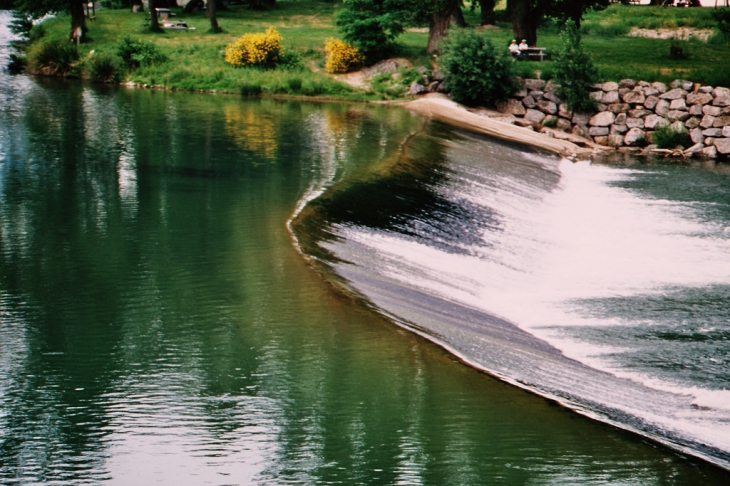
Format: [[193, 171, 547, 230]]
[[643, 87, 660, 97], [652, 82, 668, 93], [700, 115, 716, 129], [619, 79, 636, 89], [654, 99, 671, 116], [608, 103, 630, 113], [589, 126, 610, 136], [522, 95, 537, 108], [593, 135, 609, 145], [608, 134, 625, 147], [524, 109, 546, 125], [611, 124, 629, 134], [699, 145, 718, 159], [644, 115, 670, 130], [409, 82, 427, 95], [572, 125, 590, 139], [624, 128, 646, 146], [669, 99, 688, 111], [529, 90, 545, 100], [699, 86, 714, 94], [682, 81, 694, 91], [703, 105, 722, 116], [686, 93, 713, 105], [513, 88, 528, 98], [537, 100, 558, 115], [703, 128, 724, 137], [712, 115, 730, 127], [626, 117, 645, 129], [690, 128, 705, 145], [544, 81, 561, 93], [669, 120, 687, 133], [497, 99, 526, 116], [689, 104, 704, 116], [685, 117, 701, 129], [615, 113, 627, 125], [623, 90, 645, 104], [667, 110, 691, 122], [589, 111, 615, 127], [724, 126, 730, 138], [670, 79, 684, 89], [602, 90, 620, 104], [558, 103, 572, 119], [660, 88, 688, 100], [590, 91, 603, 102], [556, 118, 572, 131], [543, 92, 561, 104], [572, 113, 591, 126], [644, 96, 660, 110], [524, 79, 546, 91], [714, 138, 730, 154], [628, 109, 652, 118], [602, 81, 619, 92], [685, 142, 705, 155], [712, 95, 730, 107], [712, 86, 730, 98]]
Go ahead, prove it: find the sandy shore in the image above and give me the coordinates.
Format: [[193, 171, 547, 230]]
[[402, 94, 598, 161]]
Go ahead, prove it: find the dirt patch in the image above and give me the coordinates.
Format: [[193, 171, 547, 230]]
[[628, 27, 715, 42]]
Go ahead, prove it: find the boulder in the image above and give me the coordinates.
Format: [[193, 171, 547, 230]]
[[670, 79, 684, 89], [524, 79, 546, 91], [643, 87, 660, 98], [597, 103, 608, 112], [651, 82, 668, 93], [619, 79, 636, 89], [572, 125, 590, 139], [703, 128, 724, 137], [712, 95, 730, 107], [714, 138, 730, 154], [699, 145, 718, 158], [529, 90, 545, 100], [626, 117, 645, 129], [660, 88, 688, 100], [556, 118, 572, 131], [608, 134, 625, 147], [590, 91, 603, 102], [703, 105, 722, 116], [427, 81, 440, 92], [543, 92, 561, 104], [524, 109, 546, 125], [522, 95, 537, 108], [615, 113, 627, 125], [589, 111, 615, 127], [619, 88, 630, 96], [409, 82, 427, 95], [602, 90, 620, 104], [688, 104, 704, 116], [593, 135, 609, 145], [610, 124, 629, 134], [572, 113, 591, 126], [685, 142, 705, 155], [667, 110, 691, 122], [544, 81, 561, 93], [654, 99, 671, 116], [644, 115, 670, 130], [699, 86, 714, 94], [608, 103, 630, 113], [690, 128, 704, 145], [432, 70, 446, 82], [624, 128, 646, 146], [623, 91, 645, 104], [706, 138, 717, 146], [628, 109, 652, 118], [682, 81, 694, 91], [686, 93, 713, 105], [497, 99, 526, 116], [712, 115, 730, 127], [558, 104, 572, 119], [589, 126, 610, 136], [669, 120, 687, 133], [644, 96, 660, 110], [638, 81, 651, 87], [669, 99, 688, 111], [537, 100, 558, 115], [712, 86, 730, 98], [724, 126, 730, 138], [602, 81, 619, 92], [685, 117, 701, 129], [700, 115, 716, 129]]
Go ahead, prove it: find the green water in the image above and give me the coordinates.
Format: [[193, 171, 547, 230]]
[[0, 79, 729, 484]]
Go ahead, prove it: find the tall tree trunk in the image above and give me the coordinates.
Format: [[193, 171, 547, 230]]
[[69, 0, 86, 43], [479, 0, 495, 25], [207, 0, 220, 31], [508, 0, 538, 46], [149, 0, 161, 31], [451, 6, 467, 27], [183, 0, 203, 13], [427, 0, 459, 54]]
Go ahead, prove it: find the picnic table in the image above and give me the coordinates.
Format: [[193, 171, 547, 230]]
[[524, 47, 547, 62]]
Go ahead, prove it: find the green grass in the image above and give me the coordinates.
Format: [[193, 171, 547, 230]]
[[25, 2, 730, 96]]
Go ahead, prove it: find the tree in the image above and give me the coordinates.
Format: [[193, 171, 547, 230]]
[[13, 0, 87, 42], [553, 19, 598, 113], [425, 0, 460, 53], [507, 0, 608, 46], [477, 0, 495, 25], [207, 0, 221, 32]]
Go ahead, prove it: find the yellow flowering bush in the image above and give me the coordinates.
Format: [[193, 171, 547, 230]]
[[225, 27, 283, 68], [324, 38, 364, 74]]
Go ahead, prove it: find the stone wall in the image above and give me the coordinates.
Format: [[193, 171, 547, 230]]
[[495, 78, 730, 159]]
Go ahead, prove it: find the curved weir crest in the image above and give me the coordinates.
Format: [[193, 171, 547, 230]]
[[290, 124, 730, 469]]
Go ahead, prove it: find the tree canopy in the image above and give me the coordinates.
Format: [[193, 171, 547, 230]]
[[508, 0, 609, 46]]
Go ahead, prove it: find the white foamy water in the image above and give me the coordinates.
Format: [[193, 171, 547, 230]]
[[316, 136, 730, 467]]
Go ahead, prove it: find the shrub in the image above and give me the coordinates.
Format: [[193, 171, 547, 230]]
[[115, 36, 166, 70], [652, 124, 691, 149], [553, 20, 598, 114], [240, 82, 263, 96], [712, 8, 730, 37], [440, 30, 516, 107], [324, 38, 364, 74], [8, 54, 27, 73], [87, 52, 122, 83], [32, 41, 79, 76], [224, 26, 283, 68], [279, 51, 305, 70], [335, 0, 402, 63]]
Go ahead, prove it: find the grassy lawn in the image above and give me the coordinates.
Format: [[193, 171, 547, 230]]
[[25, 2, 730, 95]]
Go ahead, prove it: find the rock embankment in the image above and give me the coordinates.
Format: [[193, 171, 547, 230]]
[[493, 78, 730, 159]]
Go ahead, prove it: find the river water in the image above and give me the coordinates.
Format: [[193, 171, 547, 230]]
[[2, 10, 730, 485]]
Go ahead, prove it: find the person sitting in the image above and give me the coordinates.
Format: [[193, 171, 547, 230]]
[[509, 40, 520, 60], [519, 39, 529, 58]]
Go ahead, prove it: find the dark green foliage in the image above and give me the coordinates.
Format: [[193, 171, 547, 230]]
[[553, 20, 597, 113], [335, 0, 404, 63], [279, 50, 305, 70], [98, 0, 127, 9], [712, 8, 730, 37], [32, 41, 79, 76], [652, 125, 691, 149], [9, 14, 34, 38], [8, 54, 28, 73], [87, 52, 122, 83], [240, 82, 263, 96], [115, 36, 167, 70], [440, 29, 517, 107]]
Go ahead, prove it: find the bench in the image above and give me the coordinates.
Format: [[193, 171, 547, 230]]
[[524, 47, 547, 62]]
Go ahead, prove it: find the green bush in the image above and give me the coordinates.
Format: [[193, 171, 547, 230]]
[[335, 0, 403, 63], [440, 30, 516, 107], [553, 20, 598, 114], [115, 36, 167, 70], [712, 8, 730, 37], [32, 41, 80, 76], [652, 124, 691, 149], [87, 52, 122, 83]]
